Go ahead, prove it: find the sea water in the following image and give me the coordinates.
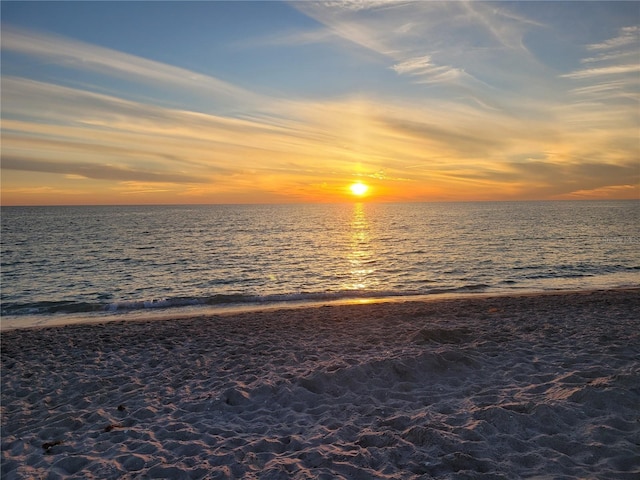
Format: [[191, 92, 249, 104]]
[[1, 201, 638, 327]]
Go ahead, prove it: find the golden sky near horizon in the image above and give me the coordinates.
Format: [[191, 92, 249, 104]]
[[1, 2, 639, 205]]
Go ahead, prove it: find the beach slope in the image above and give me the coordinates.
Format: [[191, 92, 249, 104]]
[[2, 290, 639, 479]]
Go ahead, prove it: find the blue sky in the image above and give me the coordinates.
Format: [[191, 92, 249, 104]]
[[1, 1, 638, 204]]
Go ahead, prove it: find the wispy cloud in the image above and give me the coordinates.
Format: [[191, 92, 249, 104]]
[[320, 1, 405, 13], [2, 156, 206, 184], [581, 49, 638, 65], [294, 1, 540, 77], [587, 25, 639, 50], [564, 25, 639, 81], [562, 23, 639, 128], [562, 63, 640, 79], [511, 160, 640, 198], [1, 26, 268, 113], [3, 76, 403, 198], [1, 8, 638, 204], [459, 1, 544, 50], [391, 55, 464, 83], [4, 69, 636, 202], [569, 80, 637, 102]]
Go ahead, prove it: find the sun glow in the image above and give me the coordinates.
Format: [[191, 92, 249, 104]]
[[349, 182, 369, 196]]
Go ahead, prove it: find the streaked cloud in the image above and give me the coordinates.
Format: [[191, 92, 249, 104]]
[[1, 3, 638, 204], [2, 156, 206, 184], [562, 63, 640, 80], [391, 55, 464, 84], [564, 25, 639, 90], [587, 25, 639, 50], [293, 0, 543, 90], [1, 26, 268, 113]]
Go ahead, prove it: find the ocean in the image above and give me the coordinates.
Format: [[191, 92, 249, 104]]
[[1, 201, 638, 328]]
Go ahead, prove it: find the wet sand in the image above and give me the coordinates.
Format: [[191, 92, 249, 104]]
[[2, 289, 639, 479]]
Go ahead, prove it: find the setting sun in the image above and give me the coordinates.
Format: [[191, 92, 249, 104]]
[[349, 182, 369, 196]]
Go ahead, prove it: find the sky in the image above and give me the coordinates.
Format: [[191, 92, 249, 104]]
[[1, 1, 639, 205]]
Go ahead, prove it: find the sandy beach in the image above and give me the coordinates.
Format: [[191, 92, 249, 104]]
[[2, 289, 639, 479]]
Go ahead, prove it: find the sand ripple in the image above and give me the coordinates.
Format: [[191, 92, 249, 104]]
[[2, 290, 639, 479]]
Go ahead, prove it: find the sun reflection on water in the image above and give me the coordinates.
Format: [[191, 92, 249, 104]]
[[344, 203, 377, 291]]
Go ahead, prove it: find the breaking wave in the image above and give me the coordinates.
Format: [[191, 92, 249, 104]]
[[1, 285, 495, 316]]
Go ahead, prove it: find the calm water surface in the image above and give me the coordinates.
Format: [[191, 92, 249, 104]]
[[1, 201, 638, 327]]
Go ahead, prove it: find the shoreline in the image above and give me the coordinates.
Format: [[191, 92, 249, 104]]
[[2, 289, 639, 479], [2, 286, 639, 332]]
